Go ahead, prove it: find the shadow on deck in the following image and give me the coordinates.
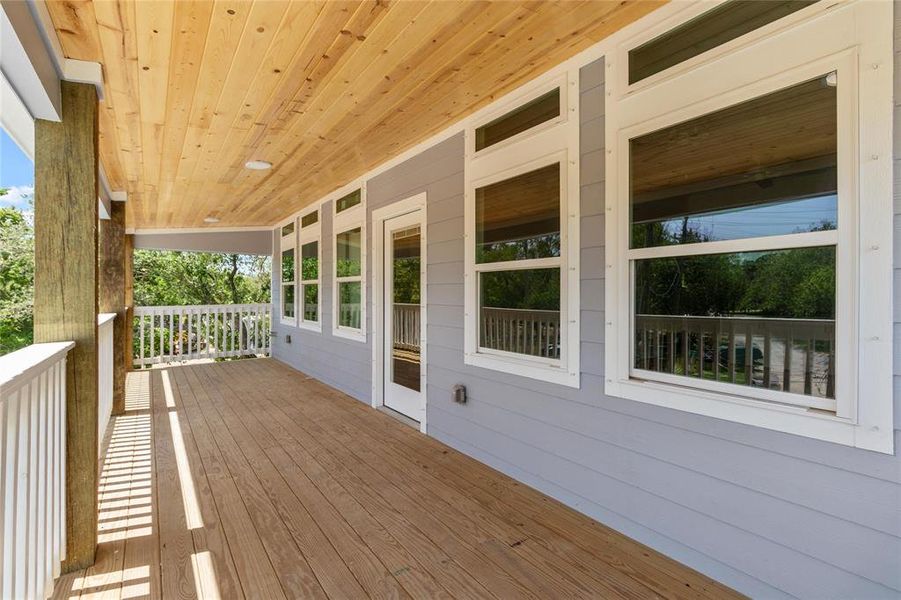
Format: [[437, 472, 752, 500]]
[[52, 358, 743, 599]]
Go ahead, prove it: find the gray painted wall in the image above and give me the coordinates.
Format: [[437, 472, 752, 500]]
[[272, 48, 901, 600], [135, 230, 272, 255]]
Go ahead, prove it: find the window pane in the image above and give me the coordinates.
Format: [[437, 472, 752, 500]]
[[336, 228, 362, 277], [630, 76, 837, 248], [392, 227, 421, 392], [476, 163, 560, 263], [301, 241, 318, 280], [338, 281, 362, 329], [281, 249, 294, 283], [303, 284, 318, 322], [479, 268, 560, 359], [634, 247, 835, 399], [283, 284, 295, 318], [475, 88, 560, 151], [281, 222, 294, 236], [336, 189, 362, 213], [629, 1, 816, 84], [301, 211, 318, 228]]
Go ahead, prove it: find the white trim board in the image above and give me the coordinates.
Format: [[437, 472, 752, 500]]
[[370, 192, 428, 434]]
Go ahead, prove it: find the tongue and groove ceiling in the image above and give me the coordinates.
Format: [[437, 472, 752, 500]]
[[47, 0, 662, 229]]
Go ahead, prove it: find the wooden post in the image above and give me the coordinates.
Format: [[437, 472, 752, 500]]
[[100, 201, 126, 414], [124, 234, 134, 372], [33, 81, 99, 571]]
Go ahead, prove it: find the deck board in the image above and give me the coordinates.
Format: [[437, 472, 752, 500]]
[[57, 358, 745, 600]]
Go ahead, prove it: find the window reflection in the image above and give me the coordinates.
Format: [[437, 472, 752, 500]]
[[634, 247, 835, 398], [630, 77, 837, 249], [476, 163, 560, 263], [338, 281, 361, 329], [336, 228, 362, 277], [479, 268, 560, 359]]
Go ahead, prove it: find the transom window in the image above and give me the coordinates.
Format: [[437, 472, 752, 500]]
[[475, 88, 560, 152], [628, 0, 816, 85], [301, 210, 318, 228], [335, 189, 362, 214]]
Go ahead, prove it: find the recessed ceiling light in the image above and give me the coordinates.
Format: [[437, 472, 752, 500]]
[[244, 160, 273, 170], [203, 216, 220, 224]]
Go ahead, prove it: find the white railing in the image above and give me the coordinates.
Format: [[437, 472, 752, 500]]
[[0, 342, 72, 599], [393, 303, 420, 351], [339, 303, 362, 330], [133, 303, 271, 367], [480, 307, 561, 359], [97, 313, 115, 453], [635, 314, 835, 398]]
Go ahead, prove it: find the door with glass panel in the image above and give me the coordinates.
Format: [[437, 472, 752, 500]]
[[382, 210, 423, 421]]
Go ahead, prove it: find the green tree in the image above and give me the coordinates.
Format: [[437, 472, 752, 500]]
[[133, 250, 270, 306], [0, 203, 34, 354]]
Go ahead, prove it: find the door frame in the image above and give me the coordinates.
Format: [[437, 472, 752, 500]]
[[371, 192, 428, 433]]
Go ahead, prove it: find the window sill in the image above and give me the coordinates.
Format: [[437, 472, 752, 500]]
[[279, 318, 297, 327], [333, 327, 365, 343], [606, 377, 893, 454], [464, 351, 579, 388], [298, 321, 321, 333]]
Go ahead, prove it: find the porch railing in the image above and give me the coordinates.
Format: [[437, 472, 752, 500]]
[[634, 314, 835, 398], [339, 303, 362, 331], [133, 303, 271, 367], [0, 342, 72, 599], [393, 303, 421, 351], [480, 307, 561, 359]]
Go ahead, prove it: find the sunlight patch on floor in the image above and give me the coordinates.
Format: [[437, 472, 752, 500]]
[[168, 407, 204, 529], [191, 551, 221, 600]]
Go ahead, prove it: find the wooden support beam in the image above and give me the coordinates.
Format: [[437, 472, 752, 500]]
[[124, 234, 134, 371], [100, 201, 126, 413], [34, 80, 99, 572]]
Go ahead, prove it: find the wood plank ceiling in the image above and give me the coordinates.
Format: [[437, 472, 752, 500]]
[[47, 0, 663, 230]]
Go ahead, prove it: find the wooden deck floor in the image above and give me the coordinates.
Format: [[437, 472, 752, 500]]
[[53, 358, 743, 599]]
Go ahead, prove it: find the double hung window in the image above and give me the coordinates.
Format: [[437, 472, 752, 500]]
[[465, 75, 580, 386], [280, 222, 297, 324], [298, 208, 321, 330], [606, 0, 893, 452]]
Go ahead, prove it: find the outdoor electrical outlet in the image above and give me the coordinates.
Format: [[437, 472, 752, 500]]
[[453, 384, 467, 404]]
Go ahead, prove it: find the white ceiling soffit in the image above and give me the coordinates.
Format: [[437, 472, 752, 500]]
[[1, 0, 122, 219], [0, 70, 34, 159]]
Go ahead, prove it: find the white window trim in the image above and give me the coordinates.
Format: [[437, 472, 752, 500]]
[[604, 0, 894, 454], [298, 206, 321, 333], [464, 70, 581, 388], [467, 73, 569, 160], [279, 224, 297, 327], [331, 183, 367, 342], [614, 0, 828, 99]]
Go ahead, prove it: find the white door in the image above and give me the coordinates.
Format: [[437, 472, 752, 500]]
[[382, 210, 423, 420]]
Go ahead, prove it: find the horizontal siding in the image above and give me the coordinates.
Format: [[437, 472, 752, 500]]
[[270, 32, 901, 599], [271, 202, 371, 402], [419, 57, 901, 599]]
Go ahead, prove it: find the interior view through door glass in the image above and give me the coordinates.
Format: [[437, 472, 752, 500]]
[[392, 226, 421, 392]]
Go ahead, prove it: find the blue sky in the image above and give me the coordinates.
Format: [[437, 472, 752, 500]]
[[0, 128, 34, 210]]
